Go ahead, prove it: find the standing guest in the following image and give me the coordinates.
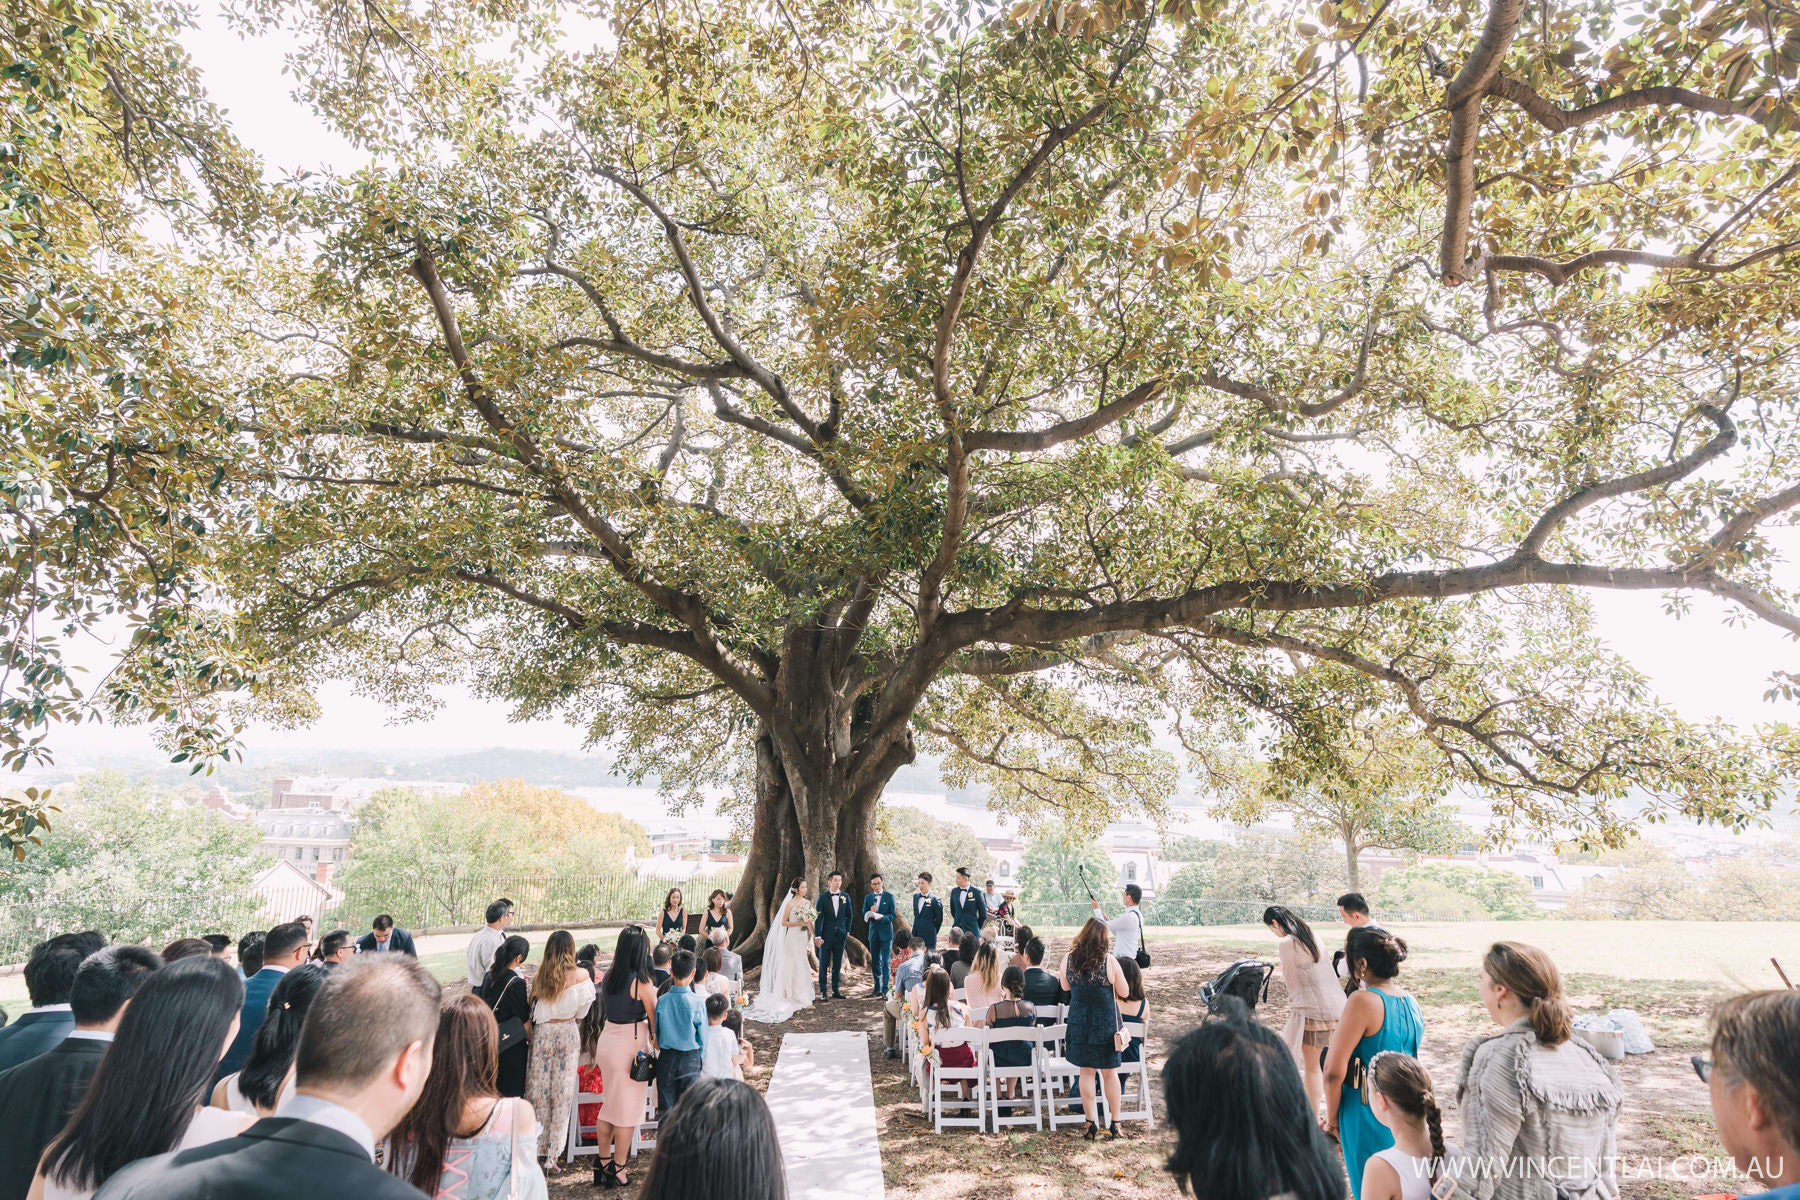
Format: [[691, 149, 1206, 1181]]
[[356, 914, 417, 957], [948, 932, 977, 989], [481, 936, 533, 1100], [1007, 924, 1034, 971], [708, 930, 743, 987], [1456, 942, 1620, 1200], [699, 994, 746, 1081], [655, 951, 707, 1117], [211, 964, 329, 1117], [1363, 1052, 1452, 1200], [1090, 883, 1146, 964], [1022, 937, 1068, 1014], [637, 1078, 784, 1200], [235, 932, 265, 980], [948, 868, 986, 941], [31, 957, 252, 1200], [1265, 904, 1346, 1115], [880, 930, 919, 1059], [1702, 990, 1800, 1200], [1334, 893, 1385, 984], [659, 889, 686, 942], [650, 943, 673, 989], [812, 873, 852, 1002], [387, 994, 547, 1200], [963, 943, 1004, 1026], [160, 939, 212, 963], [0, 946, 160, 1200], [590, 926, 659, 1191], [315, 931, 352, 965], [702, 891, 733, 940], [466, 900, 515, 989], [217, 921, 308, 1082], [1116, 956, 1148, 1065], [0, 933, 102, 1072], [201, 936, 233, 965], [1324, 927, 1423, 1200], [986, 967, 1037, 1101], [295, 916, 314, 946], [92, 955, 440, 1200], [862, 874, 895, 999], [1162, 997, 1343, 1200], [910, 873, 943, 952], [1057, 917, 1131, 1141], [524, 932, 595, 1171]]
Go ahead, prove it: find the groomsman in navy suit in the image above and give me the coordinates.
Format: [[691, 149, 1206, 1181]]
[[949, 866, 987, 940], [910, 872, 944, 951], [862, 873, 896, 998], [813, 872, 854, 1000]]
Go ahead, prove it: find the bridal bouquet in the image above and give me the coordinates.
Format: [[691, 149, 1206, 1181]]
[[790, 901, 818, 925]]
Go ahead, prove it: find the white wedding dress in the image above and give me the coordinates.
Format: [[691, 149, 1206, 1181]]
[[745, 892, 815, 1023]]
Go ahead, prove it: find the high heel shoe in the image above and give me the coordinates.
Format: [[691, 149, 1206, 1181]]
[[1082, 1121, 1098, 1141], [1103, 1121, 1122, 1141], [595, 1161, 619, 1189]]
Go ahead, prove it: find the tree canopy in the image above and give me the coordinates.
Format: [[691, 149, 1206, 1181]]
[[5, 0, 1800, 953]]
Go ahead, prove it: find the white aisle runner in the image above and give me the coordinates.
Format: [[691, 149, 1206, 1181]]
[[764, 1032, 885, 1200]]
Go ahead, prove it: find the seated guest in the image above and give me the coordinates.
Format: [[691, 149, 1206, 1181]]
[[700, 993, 746, 1081], [677, 934, 699, 958], [1704, 989, 1800, 1200], [93, 956, 441, 1200], [907, 952, 942, 1015], [701, 948, 735, 999], [217, 922, 308, 1082], [913, 970, 974, 1088], [963, 943, 1004, 1027], [0, 933, 104, 1072], [880, 930, 919, 1059], [1021, 937, 1067, 1016], [1008, 925, 1035, 971], [387, 994, 546, 1200], [355, 914, 417, 957], [1162, 997, 1343, 1200], [708, 930, 743, 986], [33, 957, 252, 1200], [639, 1079, 783, 1200], [211, 964, 329, 1117], [575, 945, 600, 984], [160, 939, 212, 963], [655, 952, 707, 1116], [650, 942, 673, 989], [948, 932, 977, 989], [314, 931, 352, 965], [986, 966, 1037, 1100], [235, 932, 266, 979], [201, 936, 233, 964], [1116, 956, 1147, 1064], [0, 946, 160, 1200]]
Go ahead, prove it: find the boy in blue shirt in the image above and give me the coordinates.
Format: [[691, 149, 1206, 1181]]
[[654, 950, 707, 1115]]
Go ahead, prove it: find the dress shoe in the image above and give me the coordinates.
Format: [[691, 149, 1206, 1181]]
[[884, 1047, 898, 1059], [832, 992, 847, 999]]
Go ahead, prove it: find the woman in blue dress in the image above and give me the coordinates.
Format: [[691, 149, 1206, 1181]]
[[1323, 926, 1423, 1200], [1056, 917, 1131, 1141]]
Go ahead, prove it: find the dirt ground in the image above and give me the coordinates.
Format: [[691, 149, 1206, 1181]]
[[546, 939, 1735, 1200]]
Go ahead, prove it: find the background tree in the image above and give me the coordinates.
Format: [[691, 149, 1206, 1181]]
[[1373, 861, 1538, 920], [1017, 822, 1117, 924], [1207, 832, 1350, 907], [1559, 841, 1699, 919], [1696, 838, 1800, 920], [874, 806, 995, 910]]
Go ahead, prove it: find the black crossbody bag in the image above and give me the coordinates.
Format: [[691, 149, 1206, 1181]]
[[489, 975, 528, 1054], [1133, 909, 1151, 970]]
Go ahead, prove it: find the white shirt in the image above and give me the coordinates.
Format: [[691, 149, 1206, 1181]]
[[468, 925, 507, 987], [700, 1023, 740, 1079], [27, 1003, 73, 1015], [64, 1029, 115, 1042], [278, 1094, 377, 1160], [1095, 906, 1143, 959], [531, 977, 596, 1024]]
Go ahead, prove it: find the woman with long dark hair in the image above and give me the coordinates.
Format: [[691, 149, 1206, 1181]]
[[523, 931, 594, 1172], [1116, 955, 1148, 1065], [659, 889, 686, 941], [1323, 926, 1424, 1200], [639, 1078, 785, 1200], [703, 889, 732, 938], [387, 994, 548, 1200], [1163, 997, 1343, 1200], [1264, 904, 1345, 1115], [591, 926, 660, 1190], [211, 962, 329, 1116], [31, 957, 251, 1200], [1056, 916, 1132, 1141], [481, 935, 533, 1099]]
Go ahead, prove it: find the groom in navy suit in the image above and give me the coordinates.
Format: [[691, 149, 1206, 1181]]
[[862, 873, 896, 998], [813, 871, 853, 1000]]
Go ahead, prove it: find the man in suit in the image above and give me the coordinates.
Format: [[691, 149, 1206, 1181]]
[[0, 944, 161, 1200], [0, 931, 104, 1073], [218, 921, 308, 1082], [94, 955, 440, 1200], [1021, 936, 1068, 1018], [949, 867, 986, 941], [812, 871, 853, 1001], [707, 929, 744, 986], [651, 942, 673, 989], [861, 872, 896, 998], [910, 872, 943, 951], [354, 914, 417, 956]]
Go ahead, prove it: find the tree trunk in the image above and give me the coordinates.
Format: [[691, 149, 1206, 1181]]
[[1344, 835, 1361, 893]]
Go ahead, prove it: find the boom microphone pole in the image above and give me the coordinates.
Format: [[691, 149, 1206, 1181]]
[[1076, 862, 1097, 902]]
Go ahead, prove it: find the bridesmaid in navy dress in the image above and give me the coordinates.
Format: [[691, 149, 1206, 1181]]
[[658, 888, 686, 941], [703, 889, 733, 940], [1057, 917, 1131, 1140]]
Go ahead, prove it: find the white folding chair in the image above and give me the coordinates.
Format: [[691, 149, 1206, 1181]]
[[628, 1085, 659, 1156], [1116, 1018, 1155, 1128], [566, 1084, 605, 1159], [1035, 1023, 1089, 1130], [985, 1025, 1046, 1131], [926, 1027, 988, 1132]]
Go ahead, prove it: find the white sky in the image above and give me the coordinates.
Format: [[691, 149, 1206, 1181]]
[[51, 7, 1795, 764]]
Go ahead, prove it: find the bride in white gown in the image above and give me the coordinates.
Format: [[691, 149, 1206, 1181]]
[[745, 877, 816, 1023]]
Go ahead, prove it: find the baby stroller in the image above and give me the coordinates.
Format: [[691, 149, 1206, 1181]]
[[1200, 959, 1274, 1015]]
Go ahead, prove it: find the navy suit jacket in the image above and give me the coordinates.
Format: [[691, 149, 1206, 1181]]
[[0, 1034, 107, 1200], [353, 928, 417, 956], [861, 891, 896, 945], [217, 966, 283, 1081], [95, 1117, 422, 1200], [910, 892, 943, 942], [813, 891, 854, 943], [0, 1009, 76, 1074], [949, 885, 987, 936]]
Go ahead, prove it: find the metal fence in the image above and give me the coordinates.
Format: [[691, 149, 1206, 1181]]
[[1017, 897, 1349, 929]]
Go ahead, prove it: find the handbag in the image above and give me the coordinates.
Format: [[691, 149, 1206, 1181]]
[[1133, 910, 1151, 970], [1111, 989, 1130, 1053], [629, 1050, 658, 1082], [489, 976, 527, 1055]]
